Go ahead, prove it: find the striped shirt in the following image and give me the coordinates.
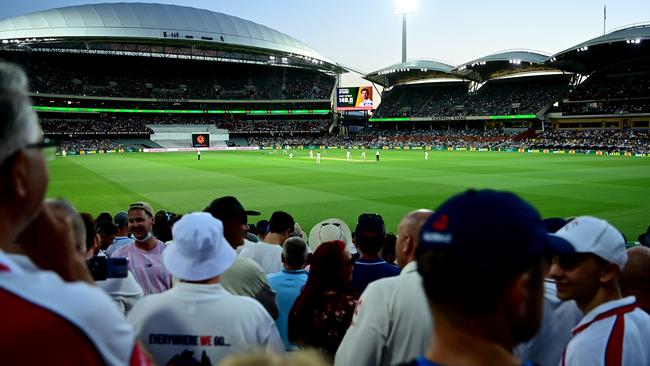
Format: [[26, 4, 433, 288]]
[[562, 296, 650, 366]]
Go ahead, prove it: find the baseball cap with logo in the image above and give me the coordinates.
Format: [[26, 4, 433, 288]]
[[417, 190, 573, 275], [204, 196, 260, 224], [129, 202, 154, 218], [113, 211, 129, 228], [163, 212, 236, 281], [553, 216, 628, 270]]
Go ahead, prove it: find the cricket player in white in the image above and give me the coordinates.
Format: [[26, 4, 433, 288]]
[[289, 152, 293, 160], [309, 150, 314, 158], [316, 152, 321, 164], [346, 149, 351, 161], [425, 151, 429, 160], [361, 151, 366, 161]]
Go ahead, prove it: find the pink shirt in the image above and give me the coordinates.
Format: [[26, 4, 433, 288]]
[[112, 240, 172, 296]]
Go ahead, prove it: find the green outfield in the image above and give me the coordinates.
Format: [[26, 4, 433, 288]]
[[47, 149, 650, 239]]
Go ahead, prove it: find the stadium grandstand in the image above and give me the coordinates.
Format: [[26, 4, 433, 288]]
[[0, 2, 343, 150]]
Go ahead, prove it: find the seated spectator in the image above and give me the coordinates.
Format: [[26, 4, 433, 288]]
[[268, 237, 309, 351], [127, 212, 284, 365], [402, 189, 573, 366], [204, 196, 279, 320], [352, 213, 400, 295], [336, 210, 434, 366], [107, 211, 134, 257], [240, 211, 295, 274], [620, 246, 650, 314], [111, 202, 173, 295], [289, 240, 357, 358], [551, 216, 650, 365], [0, 61, 148, 365]]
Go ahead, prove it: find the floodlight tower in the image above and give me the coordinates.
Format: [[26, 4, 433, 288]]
[[394, 0, 416, 63]]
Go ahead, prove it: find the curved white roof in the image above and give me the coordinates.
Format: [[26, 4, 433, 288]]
[[0, 2, 338, 67]]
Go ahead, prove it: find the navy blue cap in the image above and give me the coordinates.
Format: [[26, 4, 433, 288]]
[[417, 190, 573, 274]]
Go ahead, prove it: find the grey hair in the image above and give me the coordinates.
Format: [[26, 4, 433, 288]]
[[0, 62, 41, 166], [282, 237, 308, 267], [45, 198, 87, 253]]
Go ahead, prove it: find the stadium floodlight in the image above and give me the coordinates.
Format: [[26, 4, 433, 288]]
[[394, 0, 416, 63], [394, 0, 417, 15]]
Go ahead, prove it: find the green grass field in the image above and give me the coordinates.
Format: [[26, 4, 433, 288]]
[[47, 149, 650, 239]]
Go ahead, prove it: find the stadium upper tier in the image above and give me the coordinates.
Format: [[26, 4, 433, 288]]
[[2, 52, 335, 100], [0, 2, 344, 73], [373, 75, 569, 119]]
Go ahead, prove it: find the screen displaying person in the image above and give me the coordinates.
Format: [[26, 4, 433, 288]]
[[357, 88, 373, 107]]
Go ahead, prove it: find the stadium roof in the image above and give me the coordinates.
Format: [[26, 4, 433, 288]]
[[452, 50, 557, 82], [0, 2, 344, 73], [547, 23, 650, 75], [363, 59, 462, 87]]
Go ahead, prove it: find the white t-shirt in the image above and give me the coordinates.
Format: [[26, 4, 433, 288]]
[[96, 271, 144, 316], [335, 261, 432, 366], [239, 241, 283, 274], [562, 296, 650, 366], [0, 251, 138, 366], [128, 282, 284, 365]]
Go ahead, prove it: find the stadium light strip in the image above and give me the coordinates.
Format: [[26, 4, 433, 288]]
[[32, 106, 331, 115], [368, 117, 410, 122], [489, 114, 536, 120]]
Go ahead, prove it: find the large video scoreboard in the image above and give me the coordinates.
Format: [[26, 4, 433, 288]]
[[337, 86, 374, 111]]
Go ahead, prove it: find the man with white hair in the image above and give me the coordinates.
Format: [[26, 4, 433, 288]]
[[0, 62, 148, 365], [551, 216, 650, 365], [268, 237, 309, 350], [128, 212, 284, 365]]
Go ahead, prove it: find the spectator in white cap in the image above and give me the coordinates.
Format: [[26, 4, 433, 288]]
[[308, 218, 354, 253], [551, 216, 650, 366], [127, 212, 284, 365]]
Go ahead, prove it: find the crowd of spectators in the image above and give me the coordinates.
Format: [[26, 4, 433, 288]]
[[41, 118, 153, 134], [58, 139, 126, 152], [22, 55, 335, 100], [562, 71, 650, 115], [217, 118, 330, 133], [3, 61, 650, 366], [374, 77, 568, 118], [506, 128, 650, 154]]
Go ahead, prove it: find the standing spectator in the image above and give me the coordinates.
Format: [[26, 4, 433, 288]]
[[112, 202, 172, 295], [352, 213, 399, 295], [552, 216, 650, 365], [96, 220, 117, 255], [515, 217, 583, 366], [128, 212, 284, 365], [620, 246, 650, 314], [268, 237, 309, 351], [289, 240, 357, 358], [0, 61, 148, 365], [107, 211, 134, 257], [336, 210, 434, 366], [402, 190, 573, 366], [240, 211, 295, 274], [204, 196, 279, 320]]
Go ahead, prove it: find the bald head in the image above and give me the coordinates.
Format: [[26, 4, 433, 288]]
[[620, 246, 650, 313], [395, 209, 434, 269]]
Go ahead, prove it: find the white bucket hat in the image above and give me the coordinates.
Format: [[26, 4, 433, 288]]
[[554, 216, 628, 270], [308, 218, 355, 253], [164, 212, 236, 281]]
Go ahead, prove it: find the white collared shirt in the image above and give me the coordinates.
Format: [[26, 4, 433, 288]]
[[562, 296, 650, 366], [335, 261, 432, 366]]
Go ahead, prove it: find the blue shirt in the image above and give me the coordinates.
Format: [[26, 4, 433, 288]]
[[352, 258, 400, 295], [106, 236, 134, 257], [267, 268, 308, 350]]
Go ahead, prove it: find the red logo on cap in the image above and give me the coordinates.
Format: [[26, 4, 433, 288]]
[[432, 214, 448, 231]]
